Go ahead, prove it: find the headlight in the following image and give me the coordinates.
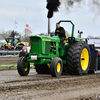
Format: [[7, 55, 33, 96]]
[[24, 49, 27, 52]]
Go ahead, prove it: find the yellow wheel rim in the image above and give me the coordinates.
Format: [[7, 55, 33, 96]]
[[57, 63, 61, 73], [24, 62, 28, 71], [47, 63, 50, 68], [24, 68, 28, 71], [81, 48, 89, 71]]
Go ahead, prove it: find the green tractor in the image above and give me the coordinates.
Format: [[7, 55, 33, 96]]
[[3, 37, 25, 50], [17, 20, 91, 77]]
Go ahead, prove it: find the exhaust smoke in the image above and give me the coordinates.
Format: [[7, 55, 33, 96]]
[[46, 0, 61, 18], [46, 0, 100, 35]]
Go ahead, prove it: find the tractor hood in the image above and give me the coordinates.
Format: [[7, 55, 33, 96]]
[[30, 35, 60, 55], [30, 35, 60, 42]]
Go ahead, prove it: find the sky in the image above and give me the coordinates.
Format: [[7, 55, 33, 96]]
[[0, 0, 100, 38]]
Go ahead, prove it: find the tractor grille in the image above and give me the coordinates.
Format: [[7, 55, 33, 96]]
[[44, 41, 50, 54], [30, 37, 42, 54], [30, 36, 51, 55]]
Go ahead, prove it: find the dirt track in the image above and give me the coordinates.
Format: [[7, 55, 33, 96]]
[[0, 57, 19, 64], [0, 69, 100, 100]]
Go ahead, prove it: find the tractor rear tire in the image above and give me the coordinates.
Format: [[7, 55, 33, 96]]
[[17, 57, 30, 76], [50, 57, 63, 77], [34, 64, 50, 74], [67, 41, 91, 75]]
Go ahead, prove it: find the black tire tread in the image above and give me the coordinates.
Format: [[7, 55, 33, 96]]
[[35, 64, 50, 74], [66, 41, 90, 75], [17, 57, 30, 76], [50, 57, 63, 77]]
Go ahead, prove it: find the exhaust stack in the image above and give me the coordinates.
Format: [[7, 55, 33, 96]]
[[48, 18, 50, 35]]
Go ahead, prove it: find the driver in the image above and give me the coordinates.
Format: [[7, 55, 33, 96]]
[[55, 23, 66, 45]]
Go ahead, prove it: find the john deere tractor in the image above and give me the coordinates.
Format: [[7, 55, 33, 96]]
[[17, 20, 91, 77]]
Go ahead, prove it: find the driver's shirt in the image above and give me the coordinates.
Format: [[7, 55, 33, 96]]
[[55, 27, 65, 39]]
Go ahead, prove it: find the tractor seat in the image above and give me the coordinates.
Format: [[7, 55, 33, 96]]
[[63, 35, 67, 43]]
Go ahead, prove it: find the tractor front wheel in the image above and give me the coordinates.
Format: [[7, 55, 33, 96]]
[[17, 57, 30, 76], [50, 57, 63, 77]]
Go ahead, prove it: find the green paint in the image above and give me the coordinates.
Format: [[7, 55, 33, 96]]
[[26, 20, 83, 67]]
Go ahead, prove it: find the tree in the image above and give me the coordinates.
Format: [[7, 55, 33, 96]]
[[19, 29, 31, 42], [9, 30, 15, 37], [0, 30, 13, 40], [87, 35, 94, 39], [87, 35, 100, 39]]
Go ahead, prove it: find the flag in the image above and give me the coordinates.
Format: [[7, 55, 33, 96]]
[[25, 23, 33, 33], [14, 21, 19, 32]]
